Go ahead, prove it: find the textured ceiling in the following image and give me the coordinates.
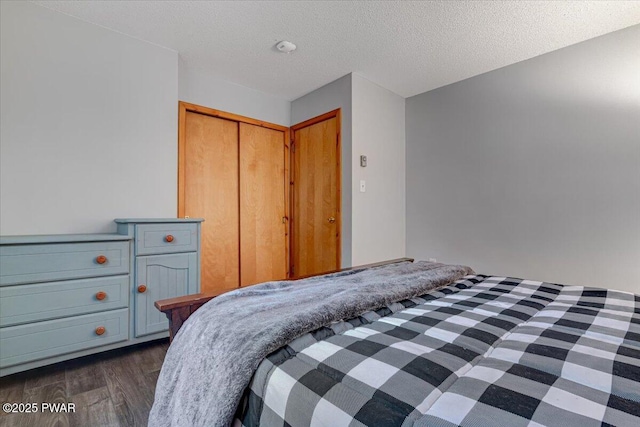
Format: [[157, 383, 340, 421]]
[[33, 1, 640, 100]]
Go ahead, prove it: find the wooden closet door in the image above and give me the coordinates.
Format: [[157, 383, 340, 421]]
[[239, 123, 287, 286], [183, 112, 239, 292]]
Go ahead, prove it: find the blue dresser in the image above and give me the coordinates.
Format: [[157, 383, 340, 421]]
[[0, 219, 203, 376]]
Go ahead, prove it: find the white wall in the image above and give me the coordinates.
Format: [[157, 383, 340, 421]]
[[1, 1, 178, 235], [351, 74, 406, 265], [406, 25, 640, 293], [291, 75, 353, 267], [179, 59, 290, 127]]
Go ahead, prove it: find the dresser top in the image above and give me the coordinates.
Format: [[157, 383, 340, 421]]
[[114, 218, 204, 224], [0, 233, 132, 245]]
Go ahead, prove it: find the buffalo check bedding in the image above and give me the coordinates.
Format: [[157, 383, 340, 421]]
[[237, 275, 640, 427]]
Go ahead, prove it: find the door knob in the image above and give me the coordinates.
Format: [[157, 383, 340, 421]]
[[328, 217, 336, 223]]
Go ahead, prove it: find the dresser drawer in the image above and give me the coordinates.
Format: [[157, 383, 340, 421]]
[[0, 309, 128, 368], [0, 275, 129, 327], [135, 223, 198, 255], [0, 241, 129, 286]]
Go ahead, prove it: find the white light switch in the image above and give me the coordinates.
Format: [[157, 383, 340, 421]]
[[360, 180, 366, 192]]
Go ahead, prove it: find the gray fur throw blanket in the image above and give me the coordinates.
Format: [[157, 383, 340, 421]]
[[148, 260, 474, 427]]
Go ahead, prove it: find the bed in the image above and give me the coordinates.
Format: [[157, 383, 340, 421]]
[[150, 259, 640, 427]]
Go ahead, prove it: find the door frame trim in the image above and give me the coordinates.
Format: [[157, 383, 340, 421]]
[[290, 108, 342, 277]]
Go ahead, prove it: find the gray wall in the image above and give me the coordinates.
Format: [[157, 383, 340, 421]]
[[406, 25, 640, 293], [0, 2, 293, 236], [1, 1, 178, 235], [291, 75, 353, 267], [179, 58, 291, 127], [351, 74, 406, 265]]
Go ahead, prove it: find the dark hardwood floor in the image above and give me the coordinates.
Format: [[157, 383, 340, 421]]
[[0, 339, 169, 427]]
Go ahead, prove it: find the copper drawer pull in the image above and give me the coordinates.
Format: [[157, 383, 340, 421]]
[[95, 291, 107, 301], [96, 255, 107, 264], [137, 284, 147, 293], [165, 235, 174, 243], [95, 326, 106, 336]]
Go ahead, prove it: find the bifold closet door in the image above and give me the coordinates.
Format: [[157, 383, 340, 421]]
[[183, 112, 239, 292], [239, 123, 288, 287]]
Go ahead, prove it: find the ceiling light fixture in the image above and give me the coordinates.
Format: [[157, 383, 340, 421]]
[[276, 41, 296, 53]]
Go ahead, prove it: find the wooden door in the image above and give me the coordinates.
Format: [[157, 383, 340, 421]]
[[292, 111, 341, 277], [182, 112, 239, 293], [239, 124, 288, 286]]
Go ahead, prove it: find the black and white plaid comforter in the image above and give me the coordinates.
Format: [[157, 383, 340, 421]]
[[238, 275, 640, 426]]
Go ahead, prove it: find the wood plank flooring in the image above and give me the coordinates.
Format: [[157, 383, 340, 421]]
[[0, 339, 168, 427]]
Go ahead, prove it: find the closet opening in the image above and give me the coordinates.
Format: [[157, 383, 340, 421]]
[[178, 102, 290, 293]]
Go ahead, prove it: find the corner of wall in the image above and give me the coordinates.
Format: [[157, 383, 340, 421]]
[[290, 74, 353, 267], [350, 74, 406, 265]]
